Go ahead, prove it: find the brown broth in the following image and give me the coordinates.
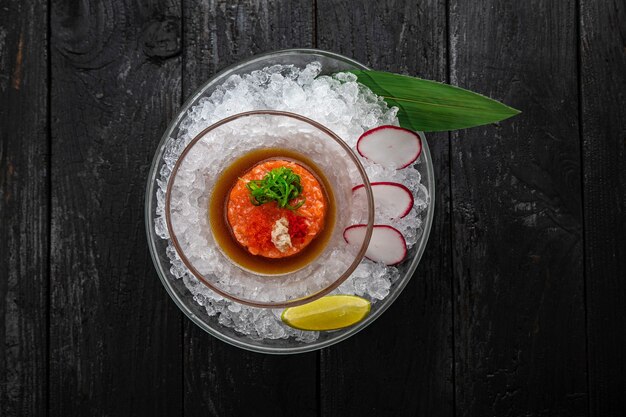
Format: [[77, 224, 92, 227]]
[[209, 148, 336, 274]]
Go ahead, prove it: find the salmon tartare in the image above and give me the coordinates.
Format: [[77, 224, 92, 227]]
[[227, 159, 328, 258]]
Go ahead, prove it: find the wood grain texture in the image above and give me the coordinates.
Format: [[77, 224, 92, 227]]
[[449, 1, 588, 415], [183, 0, 314, 90], [580, 0, 626, 415], [317, 1, 454, 416], [49, 1, 183, 415], [0, 1, 49, 416], [2, 1, 625, 415], [182, 2, 318, 416]]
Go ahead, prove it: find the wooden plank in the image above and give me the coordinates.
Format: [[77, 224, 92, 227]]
[[317, 1, 454, 416], [181, 1, 318, 416], [183, 0, 315, 86], [0, 1, 49, 416], [580, 0, 626, 415], [449, 1, 588, 415], [49, 1, 183, 415]]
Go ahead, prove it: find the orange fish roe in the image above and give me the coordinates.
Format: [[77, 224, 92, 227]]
[[227, 160, 327, 258]]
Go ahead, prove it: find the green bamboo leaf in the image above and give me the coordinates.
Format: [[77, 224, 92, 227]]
[[349, 70, 521, 132]]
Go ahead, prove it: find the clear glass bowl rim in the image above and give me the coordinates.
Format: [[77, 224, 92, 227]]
[[164, 109, 375, 308], [144, 48, 436, 354]]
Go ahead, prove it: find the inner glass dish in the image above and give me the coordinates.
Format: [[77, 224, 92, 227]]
[[165, 111, 374, 308]]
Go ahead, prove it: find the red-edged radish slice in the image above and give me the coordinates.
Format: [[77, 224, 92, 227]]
[[353, 182, 414, 219], [343, 224, 407, 266], [357, 125, 422, 169]]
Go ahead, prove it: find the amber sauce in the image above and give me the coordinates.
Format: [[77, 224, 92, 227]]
[[209, 148, 336, 274]]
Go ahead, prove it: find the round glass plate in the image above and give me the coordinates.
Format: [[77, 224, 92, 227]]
[[145, 48, 435, 354]]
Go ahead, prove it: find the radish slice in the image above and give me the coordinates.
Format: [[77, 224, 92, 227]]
[[357, 125, 422, 169], [343, 225, 407, 266], [353, 182, 414, 219]]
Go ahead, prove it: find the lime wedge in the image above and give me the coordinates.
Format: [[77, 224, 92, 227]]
[[281, 295, 371, 331]]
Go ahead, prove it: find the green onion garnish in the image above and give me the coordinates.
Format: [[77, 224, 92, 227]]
[[246, 166, 305, 210]]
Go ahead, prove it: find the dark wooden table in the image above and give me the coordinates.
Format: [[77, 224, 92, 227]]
[[1, 1, 624, 416]]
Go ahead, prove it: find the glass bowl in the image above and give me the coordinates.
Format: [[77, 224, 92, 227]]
[[165, 110, 374, 308], [145, 48, 435, 354]]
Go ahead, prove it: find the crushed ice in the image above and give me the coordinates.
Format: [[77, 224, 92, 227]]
[[154, 62, 430, 342]]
